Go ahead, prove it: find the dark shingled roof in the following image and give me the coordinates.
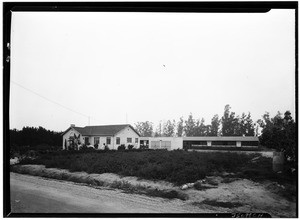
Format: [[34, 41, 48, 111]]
[[63, 124, 140, 136]]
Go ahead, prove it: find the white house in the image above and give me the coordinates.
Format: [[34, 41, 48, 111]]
[[62, 124, 140, 150]]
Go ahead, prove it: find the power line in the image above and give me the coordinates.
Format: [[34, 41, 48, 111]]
[[11, 80, 91, 119]]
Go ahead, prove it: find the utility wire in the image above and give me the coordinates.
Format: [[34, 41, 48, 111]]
[[11, 81, 94, 121]]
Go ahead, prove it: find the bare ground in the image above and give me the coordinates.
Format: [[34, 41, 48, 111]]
[[10, 172, 206, 213], [10, 164, 296, 217]]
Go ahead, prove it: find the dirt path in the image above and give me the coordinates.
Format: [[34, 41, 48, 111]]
[[10, 173, 206, 213]]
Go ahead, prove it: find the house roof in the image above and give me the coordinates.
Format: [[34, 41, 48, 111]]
[[62, 124, 140, 137]]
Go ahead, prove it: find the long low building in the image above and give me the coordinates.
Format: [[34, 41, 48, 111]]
[[141, 136, 259, 150], [182, 136, 259, 149]]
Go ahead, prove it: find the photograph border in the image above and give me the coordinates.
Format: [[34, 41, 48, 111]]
[[3, 1, 298, 217]]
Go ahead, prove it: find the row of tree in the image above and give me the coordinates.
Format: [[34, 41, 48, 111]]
[[135, 105, 256, 137], [10, 126, 62, 147]]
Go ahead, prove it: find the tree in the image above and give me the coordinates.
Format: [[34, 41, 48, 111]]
[[205, 124, 212, 136], [194, 118, 206, 136], [176, 117, 184, 137], [209, 114, 220, 136], [221, 105, 238, 136], [154, 121, 163, 137], [184, 113, 196, 136], [134, 121, 153, 137], [236, 113, 247, 136], [244, 112, 255, 136], [221, 105, 253, 136], [259, 111, 296, 166], [162, 120, 176, 137], [232, 112, 255, 136]]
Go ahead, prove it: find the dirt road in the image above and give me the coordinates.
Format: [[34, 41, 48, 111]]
[[10, 173, 205, 213]]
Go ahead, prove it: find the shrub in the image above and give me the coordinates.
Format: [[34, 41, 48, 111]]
[[104, 145, 110, 151], [79, 144, 87, 150], [139, 145, 148, 150], [118, 145, 126, 151], [128, 145, 134, 150]]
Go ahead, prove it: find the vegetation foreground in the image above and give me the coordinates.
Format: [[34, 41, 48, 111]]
[[18, 149, 294, 186]]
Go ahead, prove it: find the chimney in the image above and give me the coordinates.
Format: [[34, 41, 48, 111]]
[[70, 124, 75, 128]]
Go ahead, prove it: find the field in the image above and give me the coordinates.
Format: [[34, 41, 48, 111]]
[[18, 149, 294, 185]]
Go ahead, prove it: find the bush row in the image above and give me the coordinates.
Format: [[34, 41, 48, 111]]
[[18, 150, 272, 185]]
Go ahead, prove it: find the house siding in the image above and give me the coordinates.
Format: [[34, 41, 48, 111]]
[[114, 126, 140, 149]]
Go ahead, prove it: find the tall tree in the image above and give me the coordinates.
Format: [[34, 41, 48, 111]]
[[244, 112, 255, 136], [221, 105, 237, 136], [162, 120, 176, 137], [184, 113, 196, 136], [176, 117, 184, 137], [194, 118, 206, 136], [134, 121, 153, 137], [154, 121, 163, 137], [237, 113, 247, 136], [232, 112, 255, 136], [209, 114, 220, 136], [205, 124, 212, 136]]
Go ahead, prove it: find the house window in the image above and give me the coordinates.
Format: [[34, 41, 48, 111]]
[[127, 138, 132, 143], [135, 138, 138, 143], [107, 137, 111, 145], [116, 137, 120, 145], [94, 137, 100, 145]]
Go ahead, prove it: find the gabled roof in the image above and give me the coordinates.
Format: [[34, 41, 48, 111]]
[[62, 124, 140, 137]]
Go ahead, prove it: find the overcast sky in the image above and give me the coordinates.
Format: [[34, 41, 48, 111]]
[[10, 9, 295, 132]]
